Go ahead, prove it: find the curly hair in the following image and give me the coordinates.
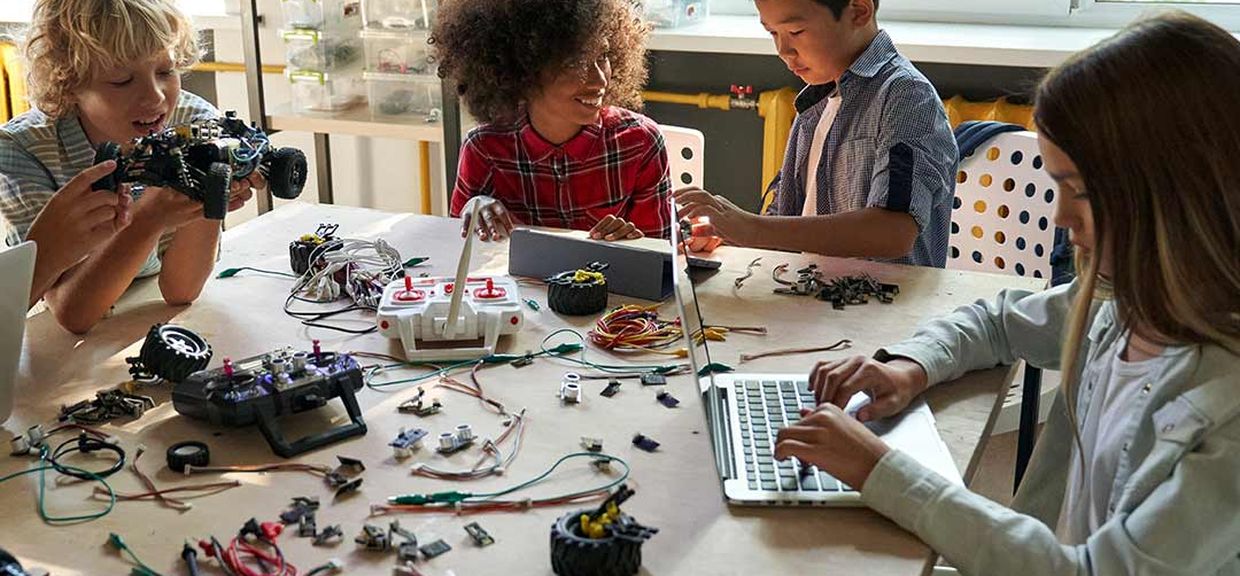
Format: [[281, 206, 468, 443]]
[[431, 0, 649, 125], [22, 0, 201, 119]]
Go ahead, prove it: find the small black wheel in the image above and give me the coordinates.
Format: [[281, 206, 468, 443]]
[[546, 263, 609, 316], [265, 147, 308, 200], [130, 324, 213, 382], [549, 509, 649, 576], [92, 142, 124, 192], [201, 162, 231, 220]]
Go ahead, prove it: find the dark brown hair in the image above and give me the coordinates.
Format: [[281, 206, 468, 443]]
[[811, 0, 880, 19], [1035, 11, 1240, 410], [431, 0, 649, 125]]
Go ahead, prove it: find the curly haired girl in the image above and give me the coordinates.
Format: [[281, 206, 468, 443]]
[[433, 0, 671, 241]]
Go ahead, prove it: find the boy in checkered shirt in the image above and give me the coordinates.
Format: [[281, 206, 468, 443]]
[[0, 0, 260, 332], [433, 0, 672, 242], [675, 0, 957, 267]]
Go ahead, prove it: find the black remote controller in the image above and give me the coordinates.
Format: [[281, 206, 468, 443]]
[[172, 347, 366, 458]]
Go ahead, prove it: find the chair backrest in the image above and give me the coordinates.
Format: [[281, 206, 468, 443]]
[[659, 124, 704, 189], [949, 130, 1057, 279]]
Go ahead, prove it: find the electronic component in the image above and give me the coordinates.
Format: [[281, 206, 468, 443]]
[[656, 391, 680, 408], [289, 223, 342, 275], [464, 522, 494, 547], [59, 389, 156, 424], [125, 324, 213, 383], [389, 427, 428, 459], [550, 484, 657, 576], [418, 539, 451, 560], [165, 441, 210, 473], [335, 477, 363, 499], [313, 525, 343, 546], [280, 496, 319, 525], [600, 379, 621, 397], [171, 346, 367, 458], [632, 434, 660, 452], [397, 389, 442, 417], [355, 524, 391, 551], [298, 512, 317, 537], [580, 437, 603, 453], [545, 262, 609, 316], [559, 373, 583, 404], [436, 424, 474, 455], [639, 373, 667, 386], [93, 111, 306, 219]]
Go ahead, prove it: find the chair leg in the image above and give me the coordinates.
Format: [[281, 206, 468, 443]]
[[1014, 364, 1042, 493]]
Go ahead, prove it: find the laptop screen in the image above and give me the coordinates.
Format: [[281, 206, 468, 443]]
[[667, 199, 733, 480]]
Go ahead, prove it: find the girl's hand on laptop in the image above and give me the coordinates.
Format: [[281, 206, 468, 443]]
[[27, 160, 132, 272], [775, 403, 890, 490], [673, 187, 759, 245], [460, 196, 516, 241], [809, 356, 929, 422], [589, 215, 644, 241]]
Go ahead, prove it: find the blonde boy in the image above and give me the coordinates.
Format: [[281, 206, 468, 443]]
[[0, 0, 259, 332]]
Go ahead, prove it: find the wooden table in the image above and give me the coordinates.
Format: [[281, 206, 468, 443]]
[[0, 203, 1041, 575]]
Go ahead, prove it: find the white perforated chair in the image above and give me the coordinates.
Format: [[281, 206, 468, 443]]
[[950, 131, 1057, 280], [658, 125, 704, 189], [950, 129, 1059, 493]]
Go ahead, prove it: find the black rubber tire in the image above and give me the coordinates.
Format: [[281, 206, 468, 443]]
[[92, 142, 123, 192], [265, 147, 308, 199], [201, 162, 231, 220], [549, 510, 644, 576], [138, 324, 213, 382]]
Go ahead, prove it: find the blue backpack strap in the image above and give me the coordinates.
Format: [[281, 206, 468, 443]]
[[954, 120, 1025, 159]]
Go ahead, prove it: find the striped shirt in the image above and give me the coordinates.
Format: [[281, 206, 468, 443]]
[[0, 91, 220, 277], [766, 30, 958, 268], [449, 106, 672, 238]]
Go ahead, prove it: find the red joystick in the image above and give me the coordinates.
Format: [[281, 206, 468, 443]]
[[312, 339, 322, 361], [223, 357, 234, 378], [394, 275, 425, 302], [475, 277, 506, 299]]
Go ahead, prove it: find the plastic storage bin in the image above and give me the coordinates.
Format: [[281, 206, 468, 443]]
[[361, 0, 438, 30], [288, 69, 366, 112], [280, 0, 362, 32], [361, 30, 434, 75], [643, 0, 708, 28], [365, 72, 441, 117], [282, 29, 362, 72]]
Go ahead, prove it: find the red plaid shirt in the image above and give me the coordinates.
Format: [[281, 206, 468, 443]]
[[449, 106, 671, 238]]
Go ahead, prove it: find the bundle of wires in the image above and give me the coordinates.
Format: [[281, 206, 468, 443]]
[[587, 305, 684, 355], [409, 362, 528, 481], [0, 424, 118, 524], [284, 238, 403, 333], [375, 452, 630, 516], [219, 525, 297, 576]]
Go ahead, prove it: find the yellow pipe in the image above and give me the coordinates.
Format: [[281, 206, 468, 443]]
[[419, 141, 432, 215], [642, 90, 733, 111], [193, 61, 286, 75], [758, 87, 798, 214]]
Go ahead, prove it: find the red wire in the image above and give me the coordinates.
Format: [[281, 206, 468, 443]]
[[223, 536, 297, 576]]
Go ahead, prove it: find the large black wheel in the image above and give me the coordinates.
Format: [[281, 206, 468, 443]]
[[201, 162, 231, 220], [265, 147, 308, 200], [549, 510, 648, 576], [129, 324, 213, 383], [92, 142, 123, 192]]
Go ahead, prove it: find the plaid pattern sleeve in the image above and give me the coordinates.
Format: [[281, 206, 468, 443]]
[[447, 107, 672, 239]]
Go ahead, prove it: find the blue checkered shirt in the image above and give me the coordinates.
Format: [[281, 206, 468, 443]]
[[0, 91, 219, 277], [766, 30, 958, 268]]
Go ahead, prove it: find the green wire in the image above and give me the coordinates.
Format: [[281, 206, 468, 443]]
[[363, 342, 586, 390], [108, 533, 163, 576], [0, 459, 116, 524], [539, 329, 684, 374], [472, 452, 630, 502], [216, 266, 298, 279]]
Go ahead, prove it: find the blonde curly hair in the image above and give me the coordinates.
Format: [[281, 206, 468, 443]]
[[22, 0, 201, 119]]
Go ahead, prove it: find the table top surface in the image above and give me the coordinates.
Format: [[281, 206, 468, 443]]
[[1, 203, 1042, 576]]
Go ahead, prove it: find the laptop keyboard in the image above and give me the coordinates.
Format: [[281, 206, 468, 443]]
[[735, 380, 853, 493]]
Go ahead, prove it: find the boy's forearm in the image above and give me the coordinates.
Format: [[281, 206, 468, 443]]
[[158, 219, 221, 305], [740, 208, 919, 258], [44, 220, 164, 333]]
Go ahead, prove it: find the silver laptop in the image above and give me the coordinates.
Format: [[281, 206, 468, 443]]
[[669, 203, 962, 506], [0, 241, 35, 424]]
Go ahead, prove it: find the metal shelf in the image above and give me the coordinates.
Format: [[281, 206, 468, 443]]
[[266, 104, 444, 142]]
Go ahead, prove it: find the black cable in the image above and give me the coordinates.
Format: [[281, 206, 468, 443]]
[[49, 434, 125, 480], [182, 542, 202, 576]]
